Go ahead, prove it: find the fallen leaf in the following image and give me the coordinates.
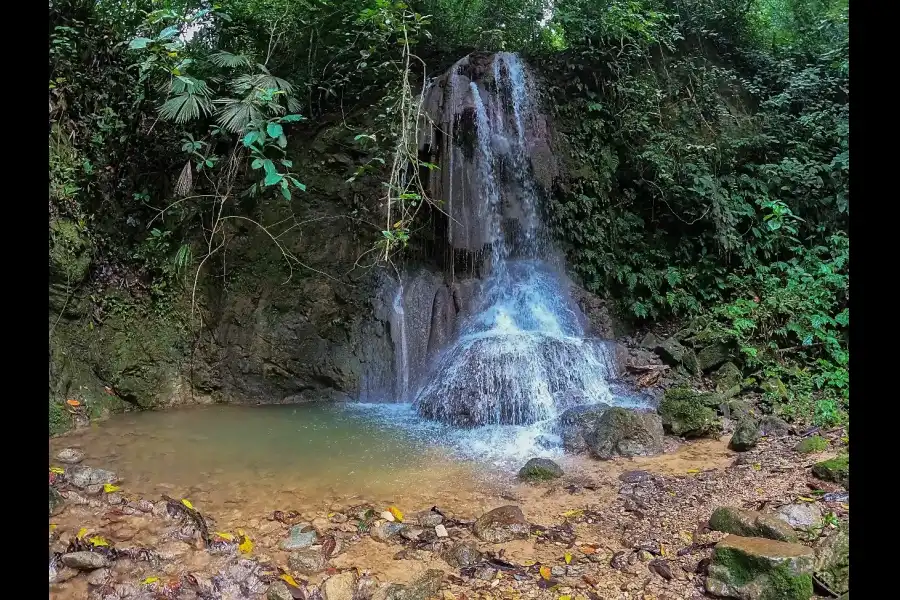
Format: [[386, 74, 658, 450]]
[[89, 536, 110, 547], [579, 545, 597, 555], [522, 559, 536, 566], [141, 577, 159, 585], [280, 574, 300, 588], [181, 498, 194, 510], [678, 531, 693, 544], [561, 509, 583, 518], [797, 496, 816, 502], [659, 543, 667, 557], [237, 529, 253, 554], [389, 506, 404, 522], [215, 531, 234, 541], [50, 467, 65, 475], [686, 469, 700, 474], [539, 566, 552, 581], [752, 463, 761, 471], [559, 596, 571, 600], [564, 552, 572, 565], [66, 399, 82, 407], [77, 527, 88, 539], [50, 524, 58, 531], [103, 483, 121, 493]]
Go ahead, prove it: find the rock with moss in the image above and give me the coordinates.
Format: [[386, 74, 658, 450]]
[[655, 337, 700, 375], [586, 407, 664, 460], [713, 362, 743, 394], [518, 458, 563, 482], [795, 436, 828, 454], [709, 507, 798, 542], [758, 415, 790, 437], [558, 404, 610, 453], [706, 535, 814, 600], [720, 398, 755, 421], [814, 526, 849, 595], [49, 219, 93, 318], [729, 418, 760, 451], [659, 388, 722, 438], [697, 343, 732, 372], [49, 486, 64, 516], [812, 455, 849, 488]]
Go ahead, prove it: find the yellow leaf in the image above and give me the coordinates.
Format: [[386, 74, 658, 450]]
[[280, 574, 300, 588], [522, 560, 536, 566], [141, 577, 159, 585], [103, 484, 121, 493], [50, 467, 65, 475], [181, 498, 194, 510], [50, 524, 58, 531], [687, 469, 700, 474], [389, 506, 404, 523], [679, 531, 693, 544], [561, 509, 583, 518], [215, 531, 234, 541], [839, 503, 849, 510], [327, 512, 335, 517], [539, 566, 552, 581], [668, 491, 675, 496], [564, 552, 572, 565], [89, 536, 109, 547], [752, 463, 761, 471], [797, 496, 815, 502], [237, 529, 253, 554], [659, 543, 667, 557], [559, 596, 571, 600], [77, 527, 88, 539]]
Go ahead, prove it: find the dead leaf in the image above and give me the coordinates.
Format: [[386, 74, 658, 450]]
[[561, 509, 583, 518], [103, 483, 121, 493], [564, 552, 572, 565], [76, 527, 88, 539], [50, 467, 65, 475], [648, 559, 673, 581], [389, 506, 404, 522], [686, 469, 700, 474], [797, 496, 816, 502], [580, 545, 597, 555], [66, 399, 82, 407], [280, 574, 300, 588], [539, 566, 552, 581], [237, 529, 253, 554], [181, 498, 194, 510], [89, 536, 110, 547], [215, 531, 235, 541], [141, 576, 159, 585], [322, 535, 337, 558]]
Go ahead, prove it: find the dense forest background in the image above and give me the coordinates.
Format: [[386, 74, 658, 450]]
[[49, 0, 849, 429]]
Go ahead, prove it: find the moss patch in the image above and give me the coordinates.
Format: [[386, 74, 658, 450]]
[[709, 542, 813, 600], [812, 454, 849, 488], [795, 435, 828, 454], [659, 388, 721, 437], [518, 458, 564, 482]]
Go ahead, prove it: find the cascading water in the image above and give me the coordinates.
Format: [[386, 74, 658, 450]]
[[411, 53, 638, 446]]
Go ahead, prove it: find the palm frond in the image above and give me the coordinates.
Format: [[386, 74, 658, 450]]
[[159, 94, 212, 123], [175, 161, 193, 196], [209, 51, 252, 69], [214, 98, 263, 133]]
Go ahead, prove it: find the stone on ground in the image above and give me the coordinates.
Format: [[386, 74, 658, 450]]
[[655, 337, 700, 375], [289, 547, 327, 575], [442, 541, 482, 568], [473, 506, 530, 543], [371, 522, 403, 542], [281, 525, 318, 550], [587, 407, 664, 460], [697, 343, 732, 372], [402, 570, 443, 600], [56, 448, 85, 464], [434, 524, 448, 538], [814, 526, 849, 594], [729, 418, 760, 451], [713, 362, 743, 394], [323, 571, 358, 600], [517, 457, 563, 481], [414, 509, 443, 527], [49, 486, 64, 516], [812, 455, 849, 488], [709, 506, 798, 542], [758, 415, 789, 437], [558, 404, 610, 453], [706, 535, 814, 600], [65, 465, 119, 488], [794, 435, 828, 454], [61, 551, 111, 571], [658, 388, 721, 438], [267, 582, 295, 600], [776, 503, 823, 531]]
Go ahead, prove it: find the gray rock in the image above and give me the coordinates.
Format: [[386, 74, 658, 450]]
[[639, 332, 660, 350], [404, 569, 442, 600], [289, 548, 327, 575], [618, 470, 653, 484], [473, 505, 530, 543], [558, 404, 610, 453], [758, 415, 790, 437], [776, 503, 823, 530], [814, 526, 849, 594], [61, 551, 110, 570], [65, 465, 118, 489], [56, 448, 86, 464], [587, 407, 664, 460], [655, 337, 700, 375], [323, 571, 357, 600], [706, 535, 814, 600], [400, 525, 425, 541], [696, 343, 731, 372], [712, 362, 743, 394], [474, 566, 497, 580], [658, 388, 722, 438], [822, 491, 849, 503], [281, 525, 318, 550], [357, 574, 380, 600], [729, 418, 760, 451], [414, 510, 444, 527], [49, 486, 64, 516], [267, 582, 295, 600], [517, 458, 564, 482], [86, 568, 112, 587], [709, 506, 798, 542], [441, 541, 482, 568], [550, 566, 566, 577], [370, 521, 403, 542]]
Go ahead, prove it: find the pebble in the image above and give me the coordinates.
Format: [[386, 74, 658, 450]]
[[267, 582, 294, 600], [474, 566, 497, 580], [371, 522, 403, 542], [62, 551, 111, 570], [289, 548, 327, 575], [380, 511, 395, 522], [56, 448, 85, 464], [551, 566, 566, 577], [400, 526, 425, 541], [323, 571, 357, 600], [435, 524, 449, 538]]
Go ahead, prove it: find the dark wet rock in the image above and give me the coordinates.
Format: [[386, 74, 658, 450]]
[[558, 404, 610, 453], [61, 551, 111, 570], [812, 455, 849, 488], [706, 535, 814, 600], [655, 337, 700, 375], [414, 510, 444, 527], [371, 522, 403, 542], [814, 526, 849, 594], [267, 582, 295, 600], [619, 470, 653, 484], [709, 506, 798, 542], [776, 503, 823, 531], [49, 486, 64, 516], [56, 448, 86, 464], [659, 388, 721, 438], [323, 571, 358, 600], [587, 407, 664, 460], [473, 506, 529, 543], [794, 435, 828, 454], [758, 415, 790, 437], [289, 548, 327, 575], [65, 465, 119, 488], [534, 434, 559, 450], [639, 332, 660, 350], [518, 458, 563, 482], [729, 418, 760, 451], [697, 343, 731, 372], [713, 362, 743, 394], [441, 541, 482, 568], [282, 525, 318, 550]]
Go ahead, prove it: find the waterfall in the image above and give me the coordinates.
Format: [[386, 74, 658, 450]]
[[392, 283, 409, 399], [412, 53, 621, 429]]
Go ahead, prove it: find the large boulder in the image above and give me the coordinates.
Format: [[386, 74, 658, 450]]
[[709, 507, 798, 542], [655, 337, 700, 375], [518, 458, 563, 482], [812, 455, 849, 488], [814, 526, 849, 594], [658, 388, 722, 438], [558, 404, 610, 453], [472, 506, 530, 543], [713, 362, 743, 395], [586, 407, 664, 460], [729, 418, 760, 451], [706, 535, 814, 600], [697, 343, 732, 372]]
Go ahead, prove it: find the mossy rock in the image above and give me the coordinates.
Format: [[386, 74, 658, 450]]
[[518, 458, 564, 482], [713, 361, 743, 395], [729, 418, 760, 451], [812, 455, 849, 488], [587, 407, 664, 460], [656, 337, 700, 375], [814, 526, 849, 594], [706, 535, 814, 600], [709, 506, 798, 542], [49, 486, 64, 516], [795, 435, 828, 454], [49, 219, 93, 318], [720, 398, 756, 421], [659, 388, 722, 438], [697, 343, 732, 372]]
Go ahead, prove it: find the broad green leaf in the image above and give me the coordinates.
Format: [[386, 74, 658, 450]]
[[280, 159, 293, 168], [157, 25, 180, 40], [281, 114, 305, 122], [262, 160, 276, 176], [242, 131, 260, 147], [264, 171, 283, 186], [129, 37, 151, 49], [251, 158, 264, 169], [280, 180, 291, 200], [266, 122, 284, 138]]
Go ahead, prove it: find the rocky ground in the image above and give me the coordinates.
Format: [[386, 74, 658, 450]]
[[49, 423, 849, 600]]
